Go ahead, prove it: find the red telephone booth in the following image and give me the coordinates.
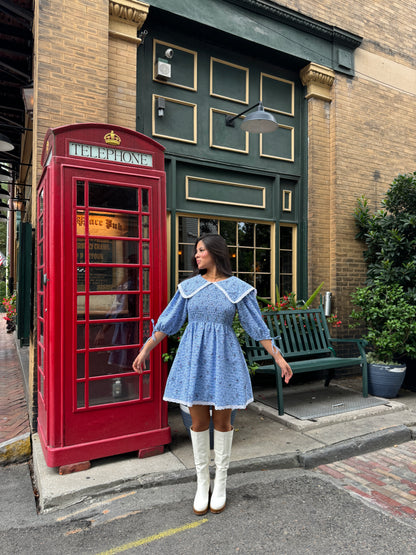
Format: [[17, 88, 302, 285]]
[[36, 123, 171, 467]]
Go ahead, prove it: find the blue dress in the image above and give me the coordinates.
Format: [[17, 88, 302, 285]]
[[153, 275, 276, 410]]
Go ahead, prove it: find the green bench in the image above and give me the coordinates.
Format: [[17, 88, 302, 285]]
[[245, 305, 368, 415]]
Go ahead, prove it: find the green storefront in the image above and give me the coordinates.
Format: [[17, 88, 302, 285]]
[[136, 0, 361, 300]]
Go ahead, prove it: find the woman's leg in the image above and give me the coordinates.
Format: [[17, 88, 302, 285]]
[[188, 405, 211, 515], [210, 409, 234, 513]]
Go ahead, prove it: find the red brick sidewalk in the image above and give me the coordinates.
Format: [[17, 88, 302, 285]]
[[0, 317, 31, 462], [316, 442, 416, 523]]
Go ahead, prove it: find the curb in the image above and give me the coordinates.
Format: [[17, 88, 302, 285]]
[[0, 433, 32, 466], [36, 424, 414, 512]]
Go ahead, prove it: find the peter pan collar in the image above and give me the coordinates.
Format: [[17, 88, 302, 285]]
[[178, 275, 255, 304]]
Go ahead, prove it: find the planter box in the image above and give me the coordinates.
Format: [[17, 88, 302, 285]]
[[368, 363, 406, 398]]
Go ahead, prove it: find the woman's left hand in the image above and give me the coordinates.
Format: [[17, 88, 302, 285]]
[[275, 352, 293, 384]]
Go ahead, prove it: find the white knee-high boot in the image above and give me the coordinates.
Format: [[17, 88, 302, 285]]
[[190, 428, 211, 515], [210, 428, 234, 514]]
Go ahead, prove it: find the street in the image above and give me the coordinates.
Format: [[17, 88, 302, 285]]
[[1, 460, 416, 554]]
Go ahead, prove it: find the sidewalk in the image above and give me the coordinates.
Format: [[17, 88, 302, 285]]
[[0, 319, 31, 465], [1, 318, 416, 513]]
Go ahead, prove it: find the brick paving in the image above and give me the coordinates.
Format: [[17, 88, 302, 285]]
[[316, 442, 416, 523], [0, 318, 30, 445]]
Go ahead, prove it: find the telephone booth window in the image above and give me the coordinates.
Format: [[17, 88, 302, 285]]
[[75, 179, 151, 409]]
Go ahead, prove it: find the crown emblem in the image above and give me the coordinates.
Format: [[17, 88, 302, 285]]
[[104, 130, 121, 146]]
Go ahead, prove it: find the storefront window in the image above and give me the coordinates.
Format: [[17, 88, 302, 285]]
[[279, 225, 296, 295], [178, 216, 272, 297]]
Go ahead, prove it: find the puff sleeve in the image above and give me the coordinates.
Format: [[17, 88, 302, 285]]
[[153, 289, 188, 336], [237, 290, 280, 350]]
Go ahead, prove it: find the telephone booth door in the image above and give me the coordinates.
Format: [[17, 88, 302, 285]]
[[36, 124, 171, 467]]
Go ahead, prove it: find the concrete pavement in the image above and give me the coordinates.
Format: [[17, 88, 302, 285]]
[[1, 318, 416, 513]]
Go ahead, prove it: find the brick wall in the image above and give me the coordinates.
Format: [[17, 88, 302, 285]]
[[33, 0, 109, 185]]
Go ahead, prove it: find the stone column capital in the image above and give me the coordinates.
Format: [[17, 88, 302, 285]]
[[109, 0, 149, 44], [300, 62, 335, 102]]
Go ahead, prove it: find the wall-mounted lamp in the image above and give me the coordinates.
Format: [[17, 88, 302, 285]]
[[156, 97, 166, 117], [155, 58, 171, 80], [0, 133, 14, 152], [22, 84, 34, 116], [225, 102, 278, 134]]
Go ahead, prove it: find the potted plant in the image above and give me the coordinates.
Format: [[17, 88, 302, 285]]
[[354, 172, 416, 389], [350, 281, 416, 397]]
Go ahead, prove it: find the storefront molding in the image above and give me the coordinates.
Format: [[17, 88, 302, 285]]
[[300, 63, 335, 102], [109, 0, 149, 44]]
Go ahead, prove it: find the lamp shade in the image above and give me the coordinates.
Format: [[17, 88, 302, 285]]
[[240, 102, 278, 134], [0, 133, 14, 152]]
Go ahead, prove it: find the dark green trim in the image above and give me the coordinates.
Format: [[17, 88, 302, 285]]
[[146, 0, 362, 75]]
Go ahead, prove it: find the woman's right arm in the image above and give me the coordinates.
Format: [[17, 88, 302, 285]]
[[132, 331, 167, 374]]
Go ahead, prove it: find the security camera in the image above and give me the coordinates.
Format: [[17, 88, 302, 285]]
[[165, 48, 174, 59]]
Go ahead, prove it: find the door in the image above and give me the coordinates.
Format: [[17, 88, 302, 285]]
[[63, 166, 166, 446]]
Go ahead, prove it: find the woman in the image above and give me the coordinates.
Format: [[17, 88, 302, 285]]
[[132, 233, 292, 515]]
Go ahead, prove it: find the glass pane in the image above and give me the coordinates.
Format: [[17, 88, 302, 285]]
[[238, 248, 254, 272], [39, 373, 44, 398], [220, 220, 236, 245], [77, 267, 85, 292], [77, 295, 85, 320], [178, 271, 192, 283], [39, 271, 43, 292], [39, 347, 44, 370], [89, 239, 139, 265], [179, 217, 198, 243], [89, 267, 140, 292], [280, 226, 293, 249], [39, 320, 44, 344], [141, 189, 149, 212], [229, 247, 236, 272], [256, 224, 270, 248], [141, 373, 151, 399], [142, 215, 149, 239], [89, 321, 140, 348], [39, 295, 43, 318], [76, 211, 85, 235], [200, 219, 218, 234], [77, 353, 85, 379], [39, 215, 43, 239], [89, 293, 140, 319], [89, 375, 139, 406], [77, 382, 85, 408], [256, 274, 270, 298], [280, 251, 292, 274], [89, 182, 138, 211], [77, 324, 85, 350], [39, 245, 43, 266], [280, 274, 293, 296], [142, 268, 150, 291], [77, 238, 85, 263], [39, 189, 44, 213], [142, 294, 150, 316], [178, 244, 195, 271], [239, 273, 254, 286], [142, 243, 149, 265], [142, 320, 151, 342], [89, 348, 139, 376], [77, 181, 84, 206], [238, 222, 254, 246], [256, 249, 270, 272]]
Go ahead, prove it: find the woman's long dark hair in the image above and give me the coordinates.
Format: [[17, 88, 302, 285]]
[[191, 233, 233, 277]]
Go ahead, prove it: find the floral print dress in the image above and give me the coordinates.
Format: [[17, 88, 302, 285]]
[[153, 274, 276, 410]]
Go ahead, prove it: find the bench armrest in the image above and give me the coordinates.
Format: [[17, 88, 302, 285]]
[[328, 337, 368, 358]]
